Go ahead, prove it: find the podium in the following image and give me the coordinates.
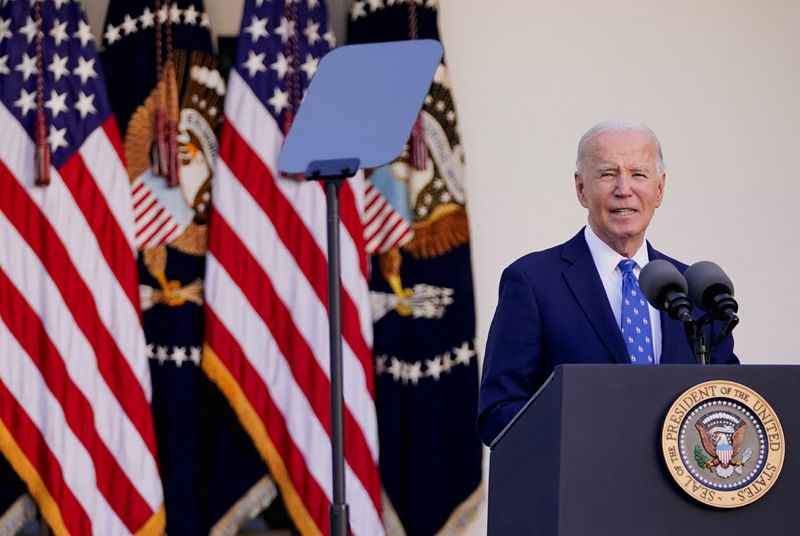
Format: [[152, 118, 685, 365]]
[[487, 364, 800, 535]]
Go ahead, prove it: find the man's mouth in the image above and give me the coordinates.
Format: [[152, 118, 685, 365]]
[[611, 208, 637, 215]]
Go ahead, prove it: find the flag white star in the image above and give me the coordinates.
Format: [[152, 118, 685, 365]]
[[44, 89, 68, 118], [104, 23, 121, 44], [267, 87, 289, 114], [0, 54, 8, 75], [53, 0, 71, 9], [242, 50, 266, 77], [146, 343, 155, 358], [13, 88, 36, 115], [308, 0, 320, 7], [120, 14, 138, 35], [300, 53, 318, 78], [442, 351, 456, 373], [169, 4, 182, 24], [74, 91, 96, 118], [350, 1, 367, 20], [139, 8, 155, 29], [425, 356, 445, 380], [73, 19, 94, 47], [189, 346, 201, 365], [386, 357, 402, 381], [19, 17, 37, 43], [303, 20, 320, 45], [48, 125, 68, 152], [452, 341, 476, 366], [366, 0, 385, 11], [155, 345, 169, 364], [274, 16, 295, 44], [157, 5, 168, 24], [244, 15, 269, 42], [47, 53, 69, 81], [73, 56, 97, 84], [200, 13, 210, 28], [172, 346, 187, 367], [0, 18, 12, 42], [323, 28, 336, 47], [15, 53, 37, 81], [270, 52, 291, 78], [183, 5, 199, 25], [406, 361, 423, 385], [49, 19, 69, 46]]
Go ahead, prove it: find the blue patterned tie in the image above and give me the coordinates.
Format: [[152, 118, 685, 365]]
[[619, 259, 655, 365]]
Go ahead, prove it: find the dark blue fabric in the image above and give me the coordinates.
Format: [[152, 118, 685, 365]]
[[0, 454, 26, 522], [478, 229, 739, 446], [370, 244, 482, 536], [100, 2, 268, 534], [99, 0, 212, 132]]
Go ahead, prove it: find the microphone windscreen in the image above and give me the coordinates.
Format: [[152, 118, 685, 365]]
[[684, 261, 734, 311], [639, 260, 688, 310]]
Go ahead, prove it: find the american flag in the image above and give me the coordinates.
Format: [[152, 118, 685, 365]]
[[0, 0, 164, 534], [202, 0, 382, 535]]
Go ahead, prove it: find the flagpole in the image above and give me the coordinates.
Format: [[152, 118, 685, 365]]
[[324, 176, 349, 536]]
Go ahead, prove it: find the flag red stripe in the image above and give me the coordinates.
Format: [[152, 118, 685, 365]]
[[0, 382, 90, 535], [209, 215, 377, 494], [132, 181, 145, 197], [366, 205, 395, 243], [0, 270, 152, 531], [58, 153, 139, 311], [134, 198, 160, 224], [137, 212, 173, 247], [220, 126, 374, 396], [336, 183, 369, 278], [133, 190, 153, 212], [374, 217, 406, 253], [0, 162, 158, 459], [205, 310, 331, 532]]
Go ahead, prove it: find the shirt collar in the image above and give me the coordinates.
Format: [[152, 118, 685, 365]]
[[583, 224, 650, 276]]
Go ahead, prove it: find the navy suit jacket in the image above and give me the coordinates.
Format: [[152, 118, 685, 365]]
[[477, 229, 738, 446]]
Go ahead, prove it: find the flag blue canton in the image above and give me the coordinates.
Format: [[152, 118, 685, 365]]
[[0, 0, 110, 169], [234, 0, 334, 128]]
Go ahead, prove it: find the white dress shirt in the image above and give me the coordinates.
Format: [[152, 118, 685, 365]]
[[583, 225, 662, 363]]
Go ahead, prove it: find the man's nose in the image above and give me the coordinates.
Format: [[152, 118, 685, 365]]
[[614, 174, 633, 195]]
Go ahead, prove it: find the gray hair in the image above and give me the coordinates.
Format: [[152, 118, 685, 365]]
[[576, 119, 665, 176]]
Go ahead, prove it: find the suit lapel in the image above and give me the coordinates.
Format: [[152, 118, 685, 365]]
[[561, 230, 629, 363]]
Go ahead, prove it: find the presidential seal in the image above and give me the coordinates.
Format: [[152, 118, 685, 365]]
[[662, 381, 785, 508]]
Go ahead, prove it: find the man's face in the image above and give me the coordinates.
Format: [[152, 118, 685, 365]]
[[574, 130, 665, 256]]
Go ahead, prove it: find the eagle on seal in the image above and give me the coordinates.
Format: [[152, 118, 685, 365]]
[[696, 420, 746, 471]]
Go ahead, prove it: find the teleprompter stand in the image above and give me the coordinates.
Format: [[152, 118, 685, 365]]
[[278, 40, 443, 536]]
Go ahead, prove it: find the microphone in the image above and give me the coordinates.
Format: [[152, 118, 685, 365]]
[[639, 260, 693, 322], [684, 261, 738, 316]]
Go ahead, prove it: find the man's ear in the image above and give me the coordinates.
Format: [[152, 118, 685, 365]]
[[575, 172, 589, 208], [656, 173, 666, 207]]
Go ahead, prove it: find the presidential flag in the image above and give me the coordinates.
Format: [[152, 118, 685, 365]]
[[100, 1, 274, 534], [349, 1, 484, 534], [203, 0, 382, 534], [0, 0, 164, 534]]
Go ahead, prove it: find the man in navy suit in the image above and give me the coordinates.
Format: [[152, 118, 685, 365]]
[[477, 120, 738, 446]]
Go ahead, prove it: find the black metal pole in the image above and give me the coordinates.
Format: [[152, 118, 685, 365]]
[[324, 178, 349, 536]]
